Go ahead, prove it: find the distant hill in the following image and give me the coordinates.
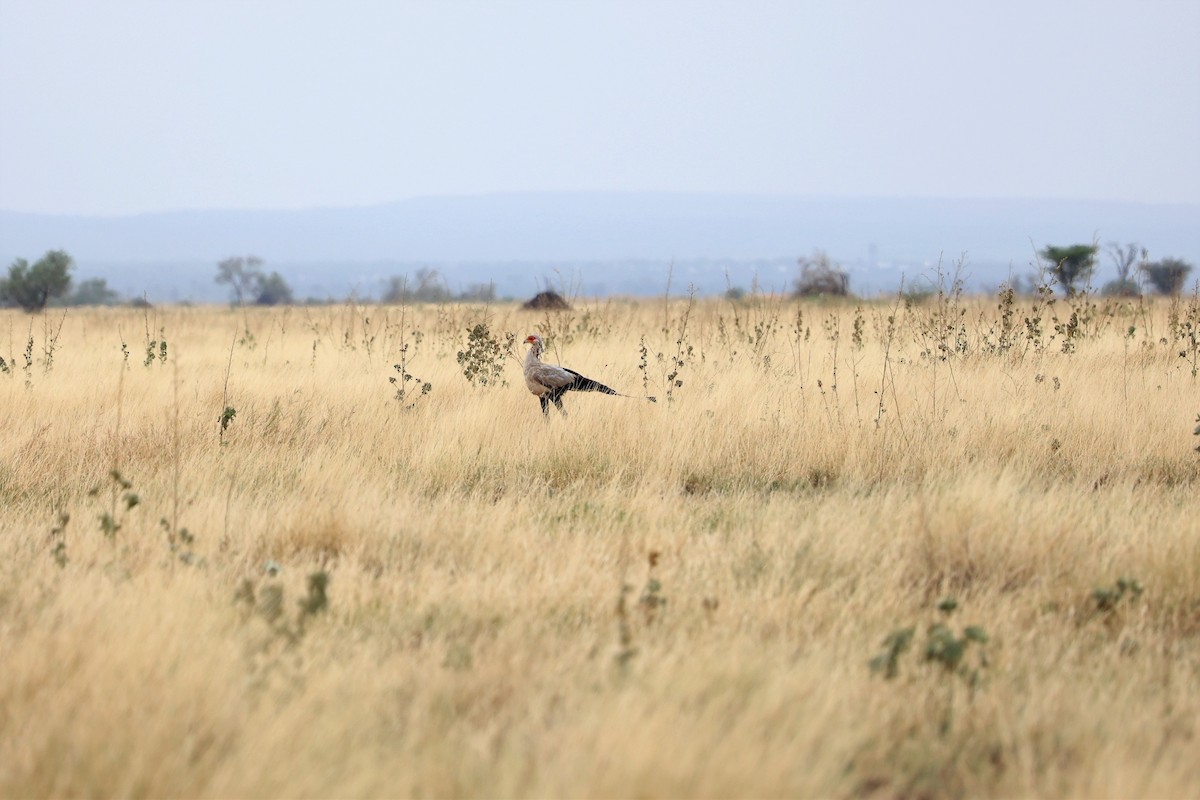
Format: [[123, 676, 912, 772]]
[[2, 193, 1196, 301]]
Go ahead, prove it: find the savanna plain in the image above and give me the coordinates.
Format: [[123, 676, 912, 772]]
[[1, 285, 1199, 799]]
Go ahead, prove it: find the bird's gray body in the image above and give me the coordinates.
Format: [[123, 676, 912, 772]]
[[522, 334, 620, 415]]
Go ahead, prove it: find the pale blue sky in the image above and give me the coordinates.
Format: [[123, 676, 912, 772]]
[[1, 0, 1197, 215]]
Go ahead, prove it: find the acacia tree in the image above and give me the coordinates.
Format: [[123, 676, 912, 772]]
[[215, 255, 293, 306], [1, 249, 74, 311], [66, 277, 121, 306], [254, 271, 294, 305], [1040, 244, 1097, 294], [1101, 241, 1144, 296], [215, 255, 264, 305], [1140, 258, 1194, 296]]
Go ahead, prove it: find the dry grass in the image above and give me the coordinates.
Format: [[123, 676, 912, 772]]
[[1, 287, 1198, 798]]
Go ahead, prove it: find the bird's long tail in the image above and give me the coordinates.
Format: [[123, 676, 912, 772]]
[[567, 371, 619, 395], [565, 370, 656, 402]]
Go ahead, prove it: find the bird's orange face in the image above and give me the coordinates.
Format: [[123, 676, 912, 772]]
[[524, 335, 539, 345]]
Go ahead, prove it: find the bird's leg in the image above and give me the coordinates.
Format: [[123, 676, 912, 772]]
[[539, 396, 550, 416], [553, 395, 567, 415]]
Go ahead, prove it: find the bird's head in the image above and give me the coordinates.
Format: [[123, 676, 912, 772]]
[[524, 334, 542, 348]]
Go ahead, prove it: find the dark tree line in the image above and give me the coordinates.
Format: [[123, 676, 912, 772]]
[[1, 250, 134, 310], [380, 268, 496, 304], [1040, 242, 1193, 296], [0, 246, 1192, 312]]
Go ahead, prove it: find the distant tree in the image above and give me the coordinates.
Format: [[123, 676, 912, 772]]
[[1101, 242, 1144, 297], [380, 276, 409, 304], [1140, 258, 1194, 296], [64, 277, 121, 306], [215, 255, 265, 305], [1107, 242, 1144, 284], [1040, 244, 1097, 294], [254, 271, 294, 305], [460, 282, 497, 302], [381, 268, 453, 303], [794, 250, 850, 297], [215, 255, 293, 306], [1, 249, 74, 312]]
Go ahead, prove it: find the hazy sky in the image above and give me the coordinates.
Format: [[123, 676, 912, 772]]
[[1, 0, 1197, 215]]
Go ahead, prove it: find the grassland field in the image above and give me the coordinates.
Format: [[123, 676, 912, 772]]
[[1, 285, 1199, 798]]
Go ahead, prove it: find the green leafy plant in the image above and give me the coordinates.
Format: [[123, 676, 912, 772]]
[[23, 328, 34, 389], [1022, 275, 1058, 355], [868, 627, 915, 680], [870, 598, 989, 686], [637, 335, 650, 394], [49, 511, 70, 567], [991, 283, 1018, 354], [612, 551, 669, 678], [144, 326, 168, 367], [614, 582, 637, 673], [664, 288, 696, 404], [219, 406, 237, 443], [390, 343, 432, 409], [298, 570, 330, 629], [1178, 293, 1199, 379], [870, 598, 990, 736], [924, 602, 990, 680], [1092, 576, 1143, 615], [456, 322, 508, 388], [88, 469, 140, 540], [913, 257, 969, 362], [637, 550, 668, 625], [41, 310, 67, 373], [851, 305, 866, 350], [159, 517, 197, 565], [236, 568, 331, 645]]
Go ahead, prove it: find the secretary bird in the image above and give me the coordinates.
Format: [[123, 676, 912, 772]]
[[522, 334, 655, 415]]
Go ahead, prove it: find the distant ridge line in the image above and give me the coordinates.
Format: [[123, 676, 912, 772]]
[[3, 192, 1196, 267]]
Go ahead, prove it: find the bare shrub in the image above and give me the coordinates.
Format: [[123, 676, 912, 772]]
[[794, 250, 850, 297]]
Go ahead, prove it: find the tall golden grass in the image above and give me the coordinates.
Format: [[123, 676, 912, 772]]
[[1, 287, 1198, 798]]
